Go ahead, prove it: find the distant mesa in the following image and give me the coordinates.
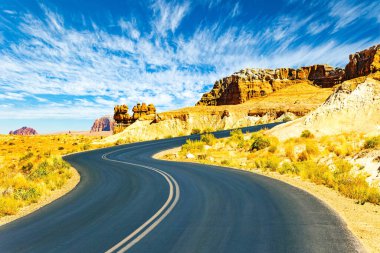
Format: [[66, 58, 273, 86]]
[[9, 127, 38, 135], [197, 44, 380, 106], [90, 116, 115, 132]]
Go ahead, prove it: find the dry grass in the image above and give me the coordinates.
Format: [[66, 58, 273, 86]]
[[0, 134, 108, 217], [166, 131, 380, 205], [156, 131, 380, 252]]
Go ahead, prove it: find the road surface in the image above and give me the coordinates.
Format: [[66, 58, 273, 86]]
[[0, 123, 364, 252]]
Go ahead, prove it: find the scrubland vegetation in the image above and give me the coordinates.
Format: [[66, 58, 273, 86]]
[[171, 130, 380, 205], [0, 134, 105, 217]]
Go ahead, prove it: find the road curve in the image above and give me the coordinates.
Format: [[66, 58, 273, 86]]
[[0, 123, 364, 253]]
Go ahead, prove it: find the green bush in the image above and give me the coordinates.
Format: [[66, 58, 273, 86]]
[[363, 136, 380, 149], [230, 129, 244, 141], [251, 136, 270, 151], [200, 133, 216, 146], [300, 130, 314, 138], [181, 140, 205, 153]]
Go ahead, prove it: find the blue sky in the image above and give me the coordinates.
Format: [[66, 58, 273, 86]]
[[0, 0, 379, 133]]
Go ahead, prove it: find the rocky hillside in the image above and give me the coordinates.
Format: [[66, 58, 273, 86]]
[[197, 44, 379, 106], [98, 82, 331, 144], [269, 75, 380, 139], [9, 127, 38, 135], [90, 116, 115, 132], [99, 44, 379, 144]]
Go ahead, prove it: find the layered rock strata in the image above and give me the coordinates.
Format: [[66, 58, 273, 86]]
[[197, 44, 379, 106]]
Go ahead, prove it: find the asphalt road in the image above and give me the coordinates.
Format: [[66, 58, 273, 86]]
[[0, 123, 364, 253]]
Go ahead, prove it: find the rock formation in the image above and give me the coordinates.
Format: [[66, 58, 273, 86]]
[[196, 64, 344, 106], [113, 103, 157, 132], [197, 44, 379, 106], [90, 116, 115, 132], [345, 44, 380, 80], [9, 127, 38, 135]]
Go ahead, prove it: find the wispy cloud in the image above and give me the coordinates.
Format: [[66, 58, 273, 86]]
[[0, 0, 379, 121], [150, 0, 190, 37], [329, 0, 380, 32]]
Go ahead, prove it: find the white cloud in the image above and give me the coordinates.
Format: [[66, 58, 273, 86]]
[[150, 0, 190, 37], [0, 3, 379, 120], [307, 22, 330, 35], [329, 0, 380, 32], [0, 92, 25, 100]]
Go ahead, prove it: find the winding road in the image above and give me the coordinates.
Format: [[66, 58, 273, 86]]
[[0, 124, 364, 252]]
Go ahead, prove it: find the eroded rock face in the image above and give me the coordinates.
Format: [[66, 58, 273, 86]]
[[345, 44, 380, 80], [9, 127, 38, 135], [197, 45, 380, 106], [114, 103, 156, 126], [90, 116, 115, 132], [196, 64, 344, 106]]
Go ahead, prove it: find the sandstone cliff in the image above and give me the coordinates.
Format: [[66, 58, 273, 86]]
[[196, 64, 343, 106], [90, 116, 115, 132], [345, 44, 380, 80], [9, 127, 38, 135], [197, 44, 379, 106]]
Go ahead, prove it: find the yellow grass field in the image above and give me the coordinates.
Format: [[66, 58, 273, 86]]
[[0, 134, 108, 217]]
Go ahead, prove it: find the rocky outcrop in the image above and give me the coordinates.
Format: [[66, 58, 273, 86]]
[[269, 76, 380, 140], [113, 103, 157, 133], [196, 64, 344, 106], [90, 116, 115, 132], [197, 45, 380, 106], [345, 44, 380, 80], [9, 127, 38, 135]]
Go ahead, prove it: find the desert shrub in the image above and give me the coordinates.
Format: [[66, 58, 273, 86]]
[[253, 156, 280, 171], [300, 130, 314, 138], [294, 161, 332, 185], [21, 162, 33, 173], [203, 127, 214, 133], [115, 139, 124, 145], [197, 154, 207, 160], [230, 129, 244, 141], [19, 152, 33, 162], [297, 151, 310, 161], [284, 142, 296, 161], [0, 197, 19, 216], [200, 133, 216, 146], [191, 128, 201, 135], [82, 144, 91, 151], [58, 147, 64, 150], [268, 145, 277, 153], [305, 142, 319, 156], [363, 136, 380, 149], [282, 116, 292, 122], [251, 136, 270, 151], [278, 162, 297, 175], [221, 160, 230, 165], [181, 140, 205, 154], [30, 161, 49, 179], [14, 187, 41, 203]]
